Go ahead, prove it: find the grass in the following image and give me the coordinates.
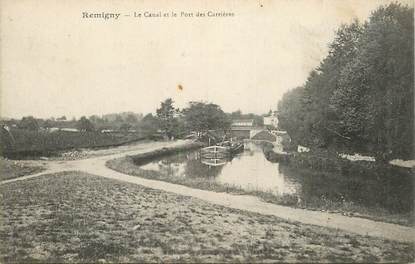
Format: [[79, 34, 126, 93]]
[[106, 155, 414, 226], [0, 171, 413, 262], [1, 128, 146, 158], [128, 142, 204, 165], [0, 158, 45, 181]]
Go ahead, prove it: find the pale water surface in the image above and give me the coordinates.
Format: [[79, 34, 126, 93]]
[[139, 141, 413, 216], [140, 142, 300, 195]]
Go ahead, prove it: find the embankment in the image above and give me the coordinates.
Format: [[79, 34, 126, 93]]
[[262, 142, 414, 225], [109, 141, 204, 167], [262, 142, 414, 180]]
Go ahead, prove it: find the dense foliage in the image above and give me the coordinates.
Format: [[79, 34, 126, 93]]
[[18, 116, 39, 131], [182, 101, 230, 135], [278, 3, 414, 160], [77, 116, 95, 132], [156, 98, 180, 139]]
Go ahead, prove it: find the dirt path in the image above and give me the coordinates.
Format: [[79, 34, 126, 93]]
[[1, 140, 414, 243]]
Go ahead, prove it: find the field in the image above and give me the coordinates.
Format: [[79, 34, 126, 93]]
[[0, 158, 45, 181], [1, 128, 146, 158], [0, 171, 413, 263]]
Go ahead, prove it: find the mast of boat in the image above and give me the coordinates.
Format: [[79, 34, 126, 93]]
[[220, 135, 226, 146]]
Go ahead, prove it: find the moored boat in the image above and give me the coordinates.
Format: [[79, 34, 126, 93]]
[[200, 145, 230, 158], [230, 142, 244, 154], [200, 141, 244, 158]]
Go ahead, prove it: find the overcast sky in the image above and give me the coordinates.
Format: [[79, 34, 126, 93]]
[[1, 0, 412, 119]]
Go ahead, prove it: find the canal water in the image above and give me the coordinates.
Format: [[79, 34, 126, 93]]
[[139, 141, 413, 217], [141, 142, 300, 195]]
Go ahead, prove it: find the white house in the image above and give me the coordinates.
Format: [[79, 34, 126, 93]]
[[231, 119, 255, 139], [264, 111, 279, 128]]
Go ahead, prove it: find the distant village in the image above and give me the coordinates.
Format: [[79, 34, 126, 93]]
[[1, 109, 284, 138], [0, 104, 297, 158]]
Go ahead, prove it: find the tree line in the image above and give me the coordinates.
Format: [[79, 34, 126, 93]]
[[3, 100, 265, 139], [3, 112, 144, 133], [155, 99, 230, 139], [154, 98, 267, 140], [278, 3, 413, 161]]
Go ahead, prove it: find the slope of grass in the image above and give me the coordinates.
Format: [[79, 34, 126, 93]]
[[0, 159, 45, 181], [1, 129, 146, 158], [0, 171, 413, 263]]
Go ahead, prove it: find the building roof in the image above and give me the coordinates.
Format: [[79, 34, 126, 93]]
[[231, 119, 255, 128], [232, 119, 254, 123], [230, 126, 253, 131]]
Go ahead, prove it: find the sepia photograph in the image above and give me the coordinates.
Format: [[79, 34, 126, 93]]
[[0, 0, 414, 262]]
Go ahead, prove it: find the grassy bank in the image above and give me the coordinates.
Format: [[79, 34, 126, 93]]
[[262, 142, 414, 177], [0, 158, 45, 181], [107, 145, 414, 226], [261, 143, 414, 226], [128, 141, 205, 165], [1, 171, 413, 262], [1, 129, 147, 159]]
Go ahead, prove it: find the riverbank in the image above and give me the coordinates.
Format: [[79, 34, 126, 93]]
[[1, 171, 413, 262], [107, 144, 414, 226], [263, 142, 414, 175], [128, 141, 205, 165], [106, 144, 305, 211], [108, 154, 283, 199], [262, 143, 414, 226]]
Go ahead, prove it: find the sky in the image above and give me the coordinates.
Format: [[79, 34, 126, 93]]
[[1, 0, 413, 119]]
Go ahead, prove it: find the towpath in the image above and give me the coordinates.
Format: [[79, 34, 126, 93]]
[[1, 140, 414, 243]]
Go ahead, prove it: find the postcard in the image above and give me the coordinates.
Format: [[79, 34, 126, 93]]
[[0, 0, 413, 262]]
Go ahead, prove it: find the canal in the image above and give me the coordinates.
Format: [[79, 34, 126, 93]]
[[137, 141, 414, 224]]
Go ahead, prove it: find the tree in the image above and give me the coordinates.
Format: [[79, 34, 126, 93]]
[[302, 21, 364, 149], [19, 116, 39, 131], [182, 101, 230, 136], [140, 113, 159, 135], [119, 123, 132, 132], [77, 116, 95, 132], [330, 3, 413, 159], [278, 87, 307, 147], [115, 115, 124, 123], [278, 3, 413, 160], [125, 113, 138, 123], [244, 113, 264, 127], [89, 115, 101, 123], [230, 110, 242, 119], [156, 98, 178, 139], [43, 119, 53, 129]]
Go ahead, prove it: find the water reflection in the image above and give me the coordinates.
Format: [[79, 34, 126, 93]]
[[140, 142, 300, 196], [138, 142, 413, 216], [200, 158, 228, 167], [279, 163, 414, 214]]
